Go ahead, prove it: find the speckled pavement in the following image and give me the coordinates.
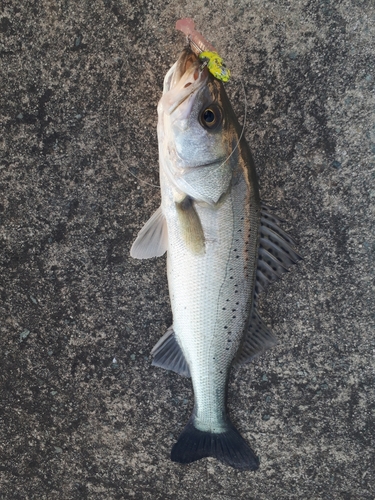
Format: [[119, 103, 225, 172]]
[[1, 1, 374, 498]]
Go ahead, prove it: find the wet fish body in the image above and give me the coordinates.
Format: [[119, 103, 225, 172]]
[[131, 46, 300, 470]]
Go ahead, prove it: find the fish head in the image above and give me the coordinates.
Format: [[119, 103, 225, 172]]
[[158, 49, 241, 204]]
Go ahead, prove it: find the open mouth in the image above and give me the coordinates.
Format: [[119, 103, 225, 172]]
[[160, 50, 209, 116], [176, 50, 200, 84]]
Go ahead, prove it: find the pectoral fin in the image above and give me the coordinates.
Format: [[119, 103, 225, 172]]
[[175, 196, 205, 254], [130, 206, 168, 259]]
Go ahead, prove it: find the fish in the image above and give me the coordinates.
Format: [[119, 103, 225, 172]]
[[130, 20, 301, 471]]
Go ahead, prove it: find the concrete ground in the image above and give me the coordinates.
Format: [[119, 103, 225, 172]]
[[1, 0, 374, 498]]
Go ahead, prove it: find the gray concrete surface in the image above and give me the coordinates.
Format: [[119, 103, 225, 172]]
[[1, 0, 374, 498]]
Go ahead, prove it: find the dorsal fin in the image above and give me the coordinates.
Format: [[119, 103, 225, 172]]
[[233, 309, 278, 367], [254, 203, 302, 303], [234, 203, 301, 366]]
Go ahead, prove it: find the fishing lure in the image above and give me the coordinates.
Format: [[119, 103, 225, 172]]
[[175, 18, 231, 82]]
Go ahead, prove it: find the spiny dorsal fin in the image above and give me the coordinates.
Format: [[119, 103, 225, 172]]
[[151, 326, 191, 378], [175, 196, 205, 254], [130, 206, 168, 259], [233, 310, 278, 367], [235, 203, 301, 366], [254, 203, 302, 302]]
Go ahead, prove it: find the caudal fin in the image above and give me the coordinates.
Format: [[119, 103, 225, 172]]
[[171, 417, 259, 471]]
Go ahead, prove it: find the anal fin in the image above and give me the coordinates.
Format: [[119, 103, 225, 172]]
[[151, 326, 191, 378]]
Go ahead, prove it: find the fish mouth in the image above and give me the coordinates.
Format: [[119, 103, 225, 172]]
[[173, 49, 201, 86], [159, 49, 209, 116]]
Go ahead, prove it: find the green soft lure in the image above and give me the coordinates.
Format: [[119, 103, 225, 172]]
[[199, 50, 231, 82], [175, 18, 231, 83]]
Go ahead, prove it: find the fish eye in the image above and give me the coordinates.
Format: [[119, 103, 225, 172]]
[[203, 109, 215, 123], [200, 104, 222, 130]]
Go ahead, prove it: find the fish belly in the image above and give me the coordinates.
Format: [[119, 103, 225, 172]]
[[164, 176, 258, 433]]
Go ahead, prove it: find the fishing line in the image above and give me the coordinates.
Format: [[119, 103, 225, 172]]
[[194, 76, 248, 182], [107, 62, 160, 189], [221, 77, 248, 165]]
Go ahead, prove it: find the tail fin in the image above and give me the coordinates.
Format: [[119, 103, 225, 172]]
[[171, 417, 259, 471]]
